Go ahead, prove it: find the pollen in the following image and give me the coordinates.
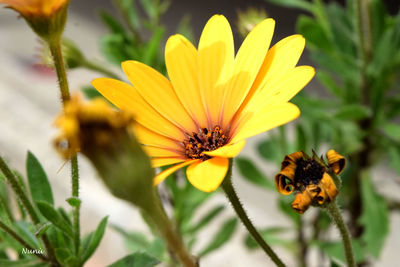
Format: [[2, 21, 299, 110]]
[[184, 125, 228, 160]]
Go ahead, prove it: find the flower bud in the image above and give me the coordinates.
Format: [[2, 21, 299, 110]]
[[0, 0, 70, 41], [54, 94, 155, 207]]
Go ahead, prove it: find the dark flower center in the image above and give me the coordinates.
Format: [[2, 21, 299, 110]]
[[184, 126, 228, 160], [294, 159, 325, 187]]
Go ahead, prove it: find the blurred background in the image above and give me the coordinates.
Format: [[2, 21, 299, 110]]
[[0, 0, 399, 266]]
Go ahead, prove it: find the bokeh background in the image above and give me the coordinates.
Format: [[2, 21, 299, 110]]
[[0, 0, 399, 266]]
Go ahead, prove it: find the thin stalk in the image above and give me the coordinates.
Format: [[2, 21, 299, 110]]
[[221, 160, 286, 267], [326, 202, 356, 267], [0, 220, 48, 261], [71, 156, 80, 256], [145, 190, 197, 267], [297, 218, 307, 267], [279, 127, 288, 154], [0, 194, 14, 224], [0, 156, 58, 266], [48, 38, 81, 257], [81, 60, 121, 80]]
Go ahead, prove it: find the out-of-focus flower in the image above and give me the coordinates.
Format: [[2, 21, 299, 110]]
[[0, 0, 70, 40], [237, 7, 268, 38], [275, 150, 346, 214], [54, 94, 155, 206], [92, 14, 315, 192]]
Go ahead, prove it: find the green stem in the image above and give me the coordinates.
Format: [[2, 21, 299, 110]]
[[279, 126, 288, 154], [0, 156, 58, 266], [145, 190, 197, 267], [81, 60, 121, 80], [71, 156, 80, 256], [221, 161, 285, 267], [326, 202, 356, 267], [0, 193, 14, 224], [0, 220, 48, 261], [48, 38, 81, 258], [49, 39, 70, 105]]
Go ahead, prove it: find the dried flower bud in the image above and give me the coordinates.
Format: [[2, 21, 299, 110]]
[[275, 150, 345, 214], [54, 94, 154, 207]]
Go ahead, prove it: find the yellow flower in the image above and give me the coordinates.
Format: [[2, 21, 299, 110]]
[[91, 14, 315, 192], [275, 150, 345, 214], [0, 0, 70, 39]]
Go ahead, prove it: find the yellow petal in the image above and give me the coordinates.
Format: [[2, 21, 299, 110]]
[[165, 34, 208, 127], [236, 35, 306, 119], [133, 124, 182, 151], [261, 66, 315, 104], [231, 103, 300, 143], [231, 66, 314, 130], [151, 157, 185, 168], [198, 14, 234, 125], [202, 140, 246, 158], [122, 61, 197, 133], [186, 157, 229, 192], [221, 18, 275, 128], [143, 146, 183, 158], [91, 78, 185, 140], [154, 160, 197, 185]]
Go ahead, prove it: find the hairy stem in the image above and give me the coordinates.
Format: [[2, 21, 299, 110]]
[[145, 190, 197, 267], [326, 202, 356, 267], [48, 38, 81, 257], [0, 220, 48, 261], [221, 160, 286, 267], [0, 156, 58, 266]]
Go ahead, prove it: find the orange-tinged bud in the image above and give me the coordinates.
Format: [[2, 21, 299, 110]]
[[1, 0, 70, 40]]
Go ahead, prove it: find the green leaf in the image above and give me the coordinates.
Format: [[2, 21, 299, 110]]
[[334, 105, 371, 120], [244, 227, 292, 250], [13, 221, 41, 250], [199, 217, 237, 257], [278, 196, 300, 225], [235, 157, 274, 189], [0, 259, 48, 267], [36, 201, 73, 238], [55, 248, 73, 265], [100, 11, 126, 34], [81, 216, 108, 263], [112, 225, 150, 252], [26, 152, 54, 206], [266, 0, 313, 12], [81, 85, 104, 100], [257, 135, 282, 164], [296, 15, 333, 52], [382, 122, 400, 142], [107, 252, 159, 267], [142, 27, 164, 66], [316, 71, 342, 99], [66, 197, 81, 208], [359, 172, 389, 258], [187, 205, 225, 234], [316, 239, 366, 264], [296, 125, 307, 152], [118, 0, 141, 30]]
